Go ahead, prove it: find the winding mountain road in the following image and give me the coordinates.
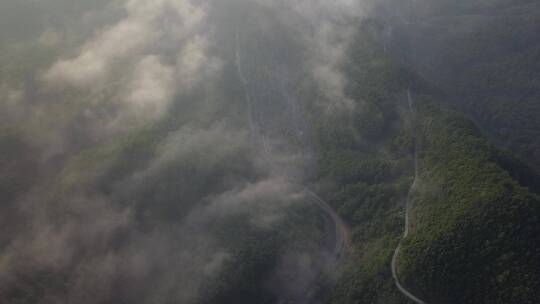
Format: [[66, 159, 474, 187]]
[[235, 28, 350, 262], [391, 89, 427, 304], [305, 189, 351, 262], [235, 28, 351, 304]]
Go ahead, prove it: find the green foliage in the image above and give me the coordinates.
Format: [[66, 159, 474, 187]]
[[402, 0, 540, 171], [202, 203, 327, 304], [313, 19, 416, 304], [319, 15, 540, 304], [397, 97, 540, 304]]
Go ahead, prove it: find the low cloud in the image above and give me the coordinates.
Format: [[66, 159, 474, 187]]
[[38, 29, 63, 48], [42, 19, 152, 89], [251, 0, 372, 111], [0, 1, 376, 302], [41, 0, 218, 130], [119, 55, 176, 122], [206, 176, 305, 228]]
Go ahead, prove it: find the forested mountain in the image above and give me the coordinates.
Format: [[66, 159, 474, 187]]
[[386, 0, 540, 171], [0, 1, 539, 303], [311, 18, 540, 303]]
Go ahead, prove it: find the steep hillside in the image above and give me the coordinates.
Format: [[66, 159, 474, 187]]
[[315, 19, 540, 304], [398, 97, 540, 304], [390, 0, 540, 171], [1, 1, 539, 303]]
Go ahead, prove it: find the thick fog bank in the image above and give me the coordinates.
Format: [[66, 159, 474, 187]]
[[0, 0, 380, 303]]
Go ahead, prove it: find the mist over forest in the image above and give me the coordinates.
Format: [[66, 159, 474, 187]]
[[1, 1, 539, 304]]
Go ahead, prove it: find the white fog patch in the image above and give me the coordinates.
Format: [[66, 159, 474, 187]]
[[203, 251, 231, 276], [0, 1, 380, 302], [41, 0, 218, 129], [42, 19, 153, 89], [0, 195, 132, 277], [177, 36, 223, 89], [38, 29, 63, 48], [121, 55, 176, 122], [253, 0, 372, 111], [299, 0, 371, 111], [145, 123, 250, 174], [206, 176, 305, 228]]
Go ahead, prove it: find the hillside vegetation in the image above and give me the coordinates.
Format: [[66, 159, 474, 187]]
[[315, 18, 540, 304], [396, 0, 540, 171], [399, 98, 540, 304]]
